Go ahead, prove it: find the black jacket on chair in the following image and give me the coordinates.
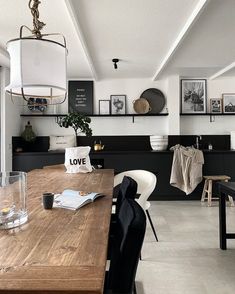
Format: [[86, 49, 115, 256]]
[[108, 176, 138, 259], [105, 198, 146, 294], [115, 176, 138, 214]]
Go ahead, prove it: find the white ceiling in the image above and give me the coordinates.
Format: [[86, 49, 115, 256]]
[[161, 0, 235, 79], [69, 0, 199, 79], [0, 0, 235, 80]]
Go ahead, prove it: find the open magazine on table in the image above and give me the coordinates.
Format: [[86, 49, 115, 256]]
[[53, 189, 103, 210]]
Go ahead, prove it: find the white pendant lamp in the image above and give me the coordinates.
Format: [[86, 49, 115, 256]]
[[5, 0, 68, 106]]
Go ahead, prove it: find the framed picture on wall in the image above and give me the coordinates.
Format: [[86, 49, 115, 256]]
[[210, 98, 222, 113], [222, 93, 235, 113], [110, 95, 126, 115], [99, 100, 110, 115], [68, 80, 93, 115], [181, 79, 207, 113]]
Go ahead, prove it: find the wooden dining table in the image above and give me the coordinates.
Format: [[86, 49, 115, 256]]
[[0, 168, 114, 294]]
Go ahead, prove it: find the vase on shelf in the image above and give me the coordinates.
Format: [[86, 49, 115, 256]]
[[21, 121, 36, 143]]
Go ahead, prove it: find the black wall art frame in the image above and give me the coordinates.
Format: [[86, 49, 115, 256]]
[[222, 93, 235, 113], [181, 79, 207, 114], [210, 98, 222, 113], [110, 95, 126, 115], [68, 81, 93, 115]]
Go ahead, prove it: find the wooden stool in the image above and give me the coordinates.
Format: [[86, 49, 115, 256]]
[[201, 175, 234, 206]]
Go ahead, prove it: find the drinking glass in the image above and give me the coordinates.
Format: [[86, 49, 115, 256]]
[[0, 171, 28, 229]]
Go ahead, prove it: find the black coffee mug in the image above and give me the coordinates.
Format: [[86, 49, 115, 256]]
[[42, 193, 54, 209]]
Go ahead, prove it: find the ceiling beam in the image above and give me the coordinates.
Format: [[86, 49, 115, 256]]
[[64, 0, 98, 81], [209, 62, 235, 80], [152, 0, 210, 81]]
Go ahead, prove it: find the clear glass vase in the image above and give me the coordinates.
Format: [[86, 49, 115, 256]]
[[0, 171, 28, 229]]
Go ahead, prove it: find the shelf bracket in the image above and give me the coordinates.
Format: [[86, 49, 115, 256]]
[[132, 116, 135, 123], [210, 114, 215, 123], [55, 115, 63, 124]]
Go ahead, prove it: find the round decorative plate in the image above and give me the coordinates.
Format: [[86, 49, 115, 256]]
[[27, 98, 47, 113], [140, 88, 166, 113], [133, 98, 151, 114]]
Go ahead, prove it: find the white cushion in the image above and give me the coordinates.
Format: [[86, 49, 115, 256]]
[[49, 135, 76, 151]]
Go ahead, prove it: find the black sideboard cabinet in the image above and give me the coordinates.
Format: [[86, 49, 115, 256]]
[[12, 135, 234, 200]]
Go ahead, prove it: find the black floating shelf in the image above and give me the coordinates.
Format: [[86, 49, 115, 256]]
[[20, 113, 168, 123], [180, 113, 235, 116], [20, 113, 169, 117]]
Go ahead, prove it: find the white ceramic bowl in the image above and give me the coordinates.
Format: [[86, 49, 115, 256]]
[[150, 138, 168, 142], [150, 141, 168, 145], [150, 135, 168, 139], [150, 142, 168, 151], [150, 135, 168, 150]]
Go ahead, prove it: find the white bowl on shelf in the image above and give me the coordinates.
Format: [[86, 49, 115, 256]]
[[150, 135, 168, 138], [150, 143, 168, 151], [150, 138, 168, 143], [150, 142, 168, 150], [150, 135, 168, 151], [150, 135, 168, 139]]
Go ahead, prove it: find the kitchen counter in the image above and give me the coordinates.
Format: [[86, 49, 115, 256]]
[[12, 148, 235, 200], [13, 149, 235, 156]]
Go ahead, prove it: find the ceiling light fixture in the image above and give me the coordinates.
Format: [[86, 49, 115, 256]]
[[112, 58, 119, 70], [5, 0, 68, 106]]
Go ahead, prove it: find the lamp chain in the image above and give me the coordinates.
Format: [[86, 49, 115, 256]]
[[28, 0, 45, 38]]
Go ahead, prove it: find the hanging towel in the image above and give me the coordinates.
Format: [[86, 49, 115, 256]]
[[170, 144, 204, 195]]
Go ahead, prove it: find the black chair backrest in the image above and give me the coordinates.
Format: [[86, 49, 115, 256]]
[[108, 176, 138, 260], [115, 176, 137, 215], [107, 198, 146, 294]]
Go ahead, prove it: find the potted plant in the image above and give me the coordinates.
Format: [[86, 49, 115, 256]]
[[57, 113, 92, 145]]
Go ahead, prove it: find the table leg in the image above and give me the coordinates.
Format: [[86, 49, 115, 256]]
[[219, 192, 227, 250]]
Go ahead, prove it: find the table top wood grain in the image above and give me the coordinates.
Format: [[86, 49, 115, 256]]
[[0, 168, 114, 294]]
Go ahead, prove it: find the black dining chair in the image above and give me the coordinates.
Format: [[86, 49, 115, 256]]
[[105, 198, 146, 294]]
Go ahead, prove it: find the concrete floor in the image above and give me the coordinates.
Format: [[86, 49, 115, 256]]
[[136, 201, 235, 294]]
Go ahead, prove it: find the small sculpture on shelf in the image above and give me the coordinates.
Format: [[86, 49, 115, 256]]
[[27, 98, 47, 113], [21, 121, 36, 142], [93, 140, 104, 151]]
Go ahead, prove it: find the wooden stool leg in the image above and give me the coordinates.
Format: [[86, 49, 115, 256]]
[[225, 179, 235, 207], [208, 180, 213, 206], [228, 196, 234, 206], [201, 179, 208, 202]]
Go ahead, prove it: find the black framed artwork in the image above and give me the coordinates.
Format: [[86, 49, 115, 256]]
[[210, 98, 222, 113], [110, 95, 126, 115], [222, 93, 235, 113], [181, 79, 207, 113], [68, 81, 93, 114]]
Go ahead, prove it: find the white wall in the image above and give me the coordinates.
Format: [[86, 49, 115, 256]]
[[0, 67, 21, 171], [166, 75, 180, 135], [180, 76, 235, 135], [20, 75, 235, 137], [22, 78, 170, 136], [2, 74, 235, 171]]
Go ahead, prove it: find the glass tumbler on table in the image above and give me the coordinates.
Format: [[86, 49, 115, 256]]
[[0, 171, 28, 229]]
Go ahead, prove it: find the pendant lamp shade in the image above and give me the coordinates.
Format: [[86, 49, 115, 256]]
[[5, 38, 67, 104]]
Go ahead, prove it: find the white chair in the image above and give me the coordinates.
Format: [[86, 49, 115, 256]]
[[114, 170, 158, 242]]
